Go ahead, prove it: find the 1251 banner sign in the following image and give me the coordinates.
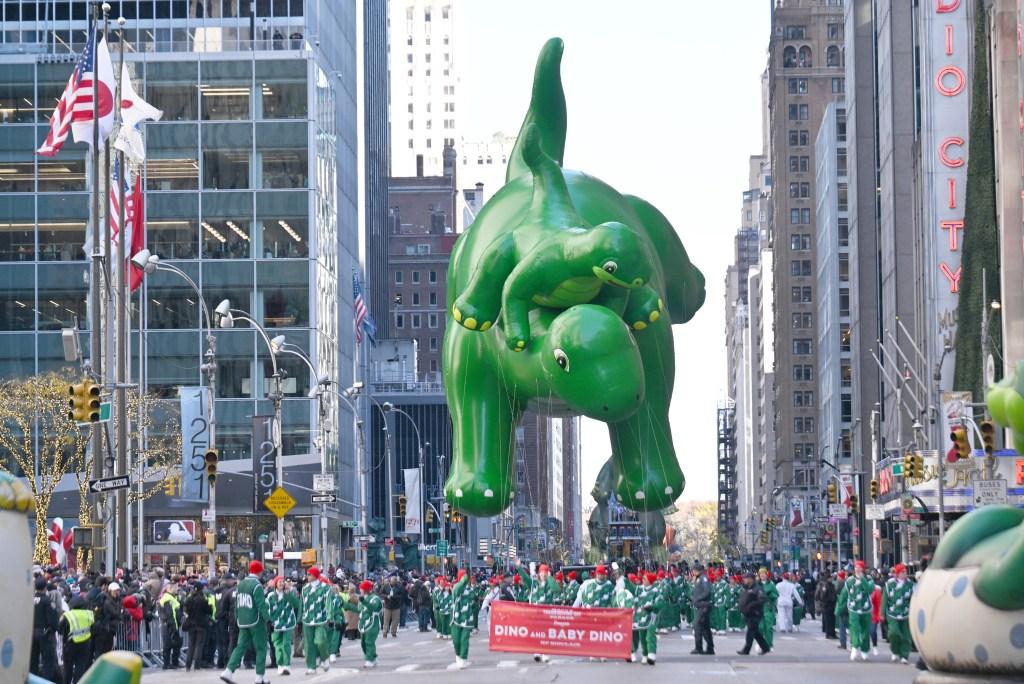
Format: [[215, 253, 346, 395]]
[[488, 601, 632, 659]]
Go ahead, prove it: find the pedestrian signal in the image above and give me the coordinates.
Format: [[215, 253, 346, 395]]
[[68, 379, 101, 423]]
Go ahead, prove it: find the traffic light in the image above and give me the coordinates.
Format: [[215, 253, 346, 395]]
[[759, 530, 769, 545], [951, 425, 971, 459], [163, 474, 179, 497], [980, 420, 996, 456], [912, 453, 925, 479], [827, 481, 838, 504], [68, 378, 101, 423], [870, 479, 879, 500], [204, 448, 219, 484], [849, 493, 859, 515], [425, 508, 433, 524], [903, 451, 914, 474], [398, 495, 407, 517]]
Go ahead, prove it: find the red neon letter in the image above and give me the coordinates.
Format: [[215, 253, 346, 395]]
[[941, 220, 964, 250], [940, 263, 962, 293], [940, 137, 966, 167], [936, 65, 966, 96], [946, 25, 954, 55], [936, 0, 961, 12], [948, 178, 957, 208]]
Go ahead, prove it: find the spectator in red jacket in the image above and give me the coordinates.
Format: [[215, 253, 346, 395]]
[[121, 595, 144, 651], [869, 581, 882, 656]]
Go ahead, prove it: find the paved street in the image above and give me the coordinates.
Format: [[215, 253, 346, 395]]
[[139, 618, 918, 684]]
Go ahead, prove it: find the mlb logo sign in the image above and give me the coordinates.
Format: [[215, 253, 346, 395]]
[[153, 520, 196, 543]]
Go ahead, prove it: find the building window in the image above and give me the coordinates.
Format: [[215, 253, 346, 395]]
[[798, 45, 812, 68], [783, 45, 797, 68], [801, 207, 811, 224], [826, 45, 842, 67], [838, 217, 849, 246], [840, 324, 852, 353], [790, 286, 812, 303], [841, 361, 852, 388], [841, 394, 853, 422], [396, 314, 404, 329], [790, 234, 811, 251], [790, 208, 801, 224], [787, 78, 808, 94], [428, 313, 438, 328], [793, 364, 814, 382], [832, 77, 845, 93], [395, 271, 403, 284], [784, 25, 806, 39], [412, 271, 420, 283], [430, 337, 438, 351], [793, 338, 812, 355], [839, 253, 850, 280], [792, 312, 812, 329], [429, 291, 437, 305], [839, 288, 850, 317], [827, 23, 842, 40], [790, 259, 812, 276], [412, 314, 421, 328], [412, 292, 420, 306], [838, 183, 849, 212], [800, 181, 810, 197], [794, 417, 815, 434], [429, 270, 437, 283], [836, 108, 847, 142], [788, 130, 810, 147], [788, 156, 810, 172]]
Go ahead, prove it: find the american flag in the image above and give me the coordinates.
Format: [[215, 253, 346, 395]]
[[110, 158, 133, 249], [37, 25, 108, 157], [353, 273, 376, 345]]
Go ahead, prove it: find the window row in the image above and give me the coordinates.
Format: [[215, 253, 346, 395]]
[[788, 103, 809, 121], [394, 313, 440, 329], [793, 391, 815, 409], [789, 181, 811, 198], [791, 285, 813, 303], [792, 311, 813, 329], [790, 208, 811, 225], [392, 291, 439, 307], [793, 338, 813, 355], [793, 442, 815, 459], [1, 1, 306, 22], [789, 129, 810, 147], [790, 259, 812, 277], [789, 155, 810, 173], [793, 364, 814, 382], [790, 233, 812, 251], [794, 416, 815, 434], [782, 45, 842, 69], [394, 270, 439, 284]]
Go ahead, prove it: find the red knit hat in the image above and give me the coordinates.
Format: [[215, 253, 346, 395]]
[[456, 569, 467, 581], [568, 571, 578, 581], [645, 572, 657, 585], [838, 571, 847, 580], [893, 563, 906, 575], [307, 567, 321, 579], [595, 565, 608, 576], [656, 569, 666, 580], [854, 560, 867, 570], [538, 564, 550, 574], [359, 580, 373, 592], [249, 561, 264, 575], [627, 573, 638, 584], [513, 574, 521, 584], [554, 572, 564, 581]]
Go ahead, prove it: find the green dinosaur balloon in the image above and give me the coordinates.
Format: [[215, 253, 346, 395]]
[[444, 38, 705, 517]]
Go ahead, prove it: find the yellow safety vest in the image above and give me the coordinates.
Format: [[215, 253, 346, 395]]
[[64, 608, 94, 644], [159, 593, 181, 630], [208, 593, 217, 621]]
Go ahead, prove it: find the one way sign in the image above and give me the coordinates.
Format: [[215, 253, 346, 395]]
[[88, 475, 130, 494]]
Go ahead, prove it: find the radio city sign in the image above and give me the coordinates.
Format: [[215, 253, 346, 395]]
[[933, 0, 969, 296]]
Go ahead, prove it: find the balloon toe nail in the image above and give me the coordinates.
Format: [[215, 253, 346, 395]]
[[635, 491, 645, 500], [455, 488, 464, 497], [484, 489, 494, 498], [664, 486, 673, 495]]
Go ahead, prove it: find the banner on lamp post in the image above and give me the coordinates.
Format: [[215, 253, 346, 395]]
[[178, 386, 210, 502], [403, 467, 421, 535], [489, 602, 632, 659], [252, 415, 277, 513]]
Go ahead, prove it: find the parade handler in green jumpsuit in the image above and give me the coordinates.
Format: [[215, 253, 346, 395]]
[[615, 575, 639, 662], [326, 580, 344, 661], [300, 567, 332, 674], [578, 565, 615, 607], [447, 569, 476, 670], [342, 580, 383, 668], [220, 561, 271, 684], [515, 559, 560, 663], [267, 576, 300, 676], [636, 572, 664, 665], [757, 568, 778, 650], [434, 577, 452, 638], [881, 562, 912, 663], [727, 574, 743, 632], [845, 560, 875, 661], [562, 571, 581, 606]]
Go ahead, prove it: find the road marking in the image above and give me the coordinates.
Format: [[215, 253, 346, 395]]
[[497, 659, 519, 668], [395, 664, 420, 672]]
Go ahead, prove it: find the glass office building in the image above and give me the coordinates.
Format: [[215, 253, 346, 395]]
[[0, 1, 362, 566]]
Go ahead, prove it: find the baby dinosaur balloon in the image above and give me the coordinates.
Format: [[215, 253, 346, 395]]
[[444, 38, 705, 516]]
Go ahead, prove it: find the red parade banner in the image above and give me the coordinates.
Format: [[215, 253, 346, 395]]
[[488, 601, 632, 659]]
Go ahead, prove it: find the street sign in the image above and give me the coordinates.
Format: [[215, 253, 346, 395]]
[[974, 479, 1008, 506], [258, 534, 269, 543], [311, 493, 337, 504], [360, 542, 368, 550], [828, 504, 847, 518], [340, 520, 358, 528], [436, 539, 449, 557], [202, 508, 215, 523], [901, 493, 914, 512], [892, 462, 904, 477], [313, 474, 335, 492], [355, 534, 375, 543], [88, 475, 130, 494], [77, 402, 112, 426], [428, 527, 441, 534], [264, 486, 297, 518], [865, 503, 885, 521]]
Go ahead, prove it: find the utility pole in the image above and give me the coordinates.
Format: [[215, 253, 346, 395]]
[[114, 13, 130, 570]]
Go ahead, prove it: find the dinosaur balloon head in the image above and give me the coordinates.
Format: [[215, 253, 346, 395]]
[[539, 304, 644, 421], [579, 221, 652, 289]]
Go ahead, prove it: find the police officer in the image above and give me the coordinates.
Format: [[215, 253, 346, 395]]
[[31, 576, 59, 680], [59, 594, 95, 683], [159, 581, 183, 669]]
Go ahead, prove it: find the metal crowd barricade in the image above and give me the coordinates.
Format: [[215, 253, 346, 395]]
[[114, 615, 172, 669]]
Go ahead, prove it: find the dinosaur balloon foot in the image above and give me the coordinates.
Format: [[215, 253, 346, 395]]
[[613, 458, 683, 512], [444, 467, 514, 517]]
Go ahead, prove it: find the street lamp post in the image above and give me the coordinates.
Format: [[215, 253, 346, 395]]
[[322, 383, 367, 573], [215, 300, 285, 576], [133, 249, 219, 578], [381, 403, 427, 574]]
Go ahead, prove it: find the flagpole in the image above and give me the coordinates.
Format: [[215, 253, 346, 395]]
[[88, 1, 106, 573], [114, 14, 130, 569]]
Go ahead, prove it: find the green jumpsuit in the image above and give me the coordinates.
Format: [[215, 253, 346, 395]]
[[300, 579, 331, 670], [450, 574, 476, 661], [711, 578, 729, 632], [758, 579, 778, 649], [225, 573, 270, 678], [635, 583, 663, 659], [882, 577, 913, 660], [342, 592, 383, 664], [726, 580, 743, 630], [845, 574, 875, 654], [434, 585, 452, 637], [267, 587, 300, 670]]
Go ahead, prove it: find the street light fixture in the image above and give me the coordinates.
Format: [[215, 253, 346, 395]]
[[131, 248, 221, 579], [215, 299, 287, 575]]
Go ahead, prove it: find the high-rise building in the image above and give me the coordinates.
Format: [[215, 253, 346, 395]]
[[767, 0, 845, 542], [0, 0, 361, 571], [388, 0, 458, 178]]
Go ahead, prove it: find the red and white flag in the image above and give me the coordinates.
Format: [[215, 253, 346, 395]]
[[107, 160, 147, 292], [37, 26, 117, 157], [48, 518, 74, 567], [113, 62, 163, 164]]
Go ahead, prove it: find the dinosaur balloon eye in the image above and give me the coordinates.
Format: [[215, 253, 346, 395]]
[[602, 261, 618, 274], [553, 348, 570, 372]]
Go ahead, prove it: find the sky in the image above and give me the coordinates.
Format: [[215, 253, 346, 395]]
[[456, 0, 771, 505]]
